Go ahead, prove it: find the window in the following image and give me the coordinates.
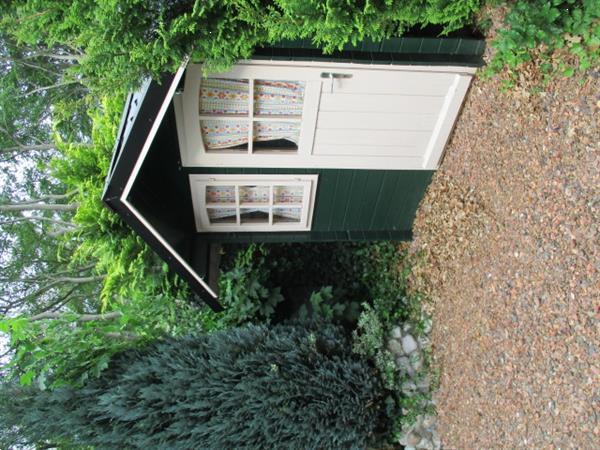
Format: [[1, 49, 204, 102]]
[[174, 64, 323, 167], [189, 174, 318, 232], [198, 78, 305, 154]]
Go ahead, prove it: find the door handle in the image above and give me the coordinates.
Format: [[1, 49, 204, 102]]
[[320, 72, 353, 93]]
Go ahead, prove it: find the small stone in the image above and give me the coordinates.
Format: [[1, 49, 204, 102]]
[[406, 431, 421, 446], [417, 375, 431, 391], [422, 415, 437, 429], [416, 439, 434, 450], [391, 326, 402, 339], [423, 318, 433, 334], [402, 381, 418, 395], [387, 338, 404, 356], [418, 335, 430, 349], [396, 356, 411, 372], [411, 355, 423, 373], [402, 334, 419, 354]]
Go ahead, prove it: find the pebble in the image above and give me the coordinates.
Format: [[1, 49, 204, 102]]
[[411, 355, 423, 372], [391, 326, 402, 339], [406, 431, 422, 446], [408, 62, 598, 449], [387, 338, 404, 356], [390, 317, 440, 448], [402, 334, 419, 354], [396, 356, 411, 372], [417, 439, 434, 450]]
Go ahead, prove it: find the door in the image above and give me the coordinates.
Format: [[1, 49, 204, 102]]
[[174, 62, 474, 170]]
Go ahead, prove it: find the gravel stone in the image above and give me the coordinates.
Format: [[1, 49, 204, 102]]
[[408, 33, 600, 450], [406, 431, 422, 446], [402, 334, 418, 354], [416, 439, 434, 450], [387, 338, 404, 356], [396, 356, 411, 372]]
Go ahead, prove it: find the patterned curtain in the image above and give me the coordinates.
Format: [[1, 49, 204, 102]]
[[200, 79, 304, 150]]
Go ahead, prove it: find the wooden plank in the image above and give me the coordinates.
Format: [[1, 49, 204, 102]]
[[313, 144, 422, 158], [342, 171, 370, 229], [298, 79, 322, 156], [368, 171, 394, 230], [325, 70, 453, 96], [315, 128, 429, 147], [317, 111, 437, 131], [326, 171, 355, 230], [311, 169, 337, 231], [319, 93, 445, 114], [357, 171, 385, 230]]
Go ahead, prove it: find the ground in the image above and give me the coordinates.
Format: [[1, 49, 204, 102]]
[[408, 41, 599, 448]]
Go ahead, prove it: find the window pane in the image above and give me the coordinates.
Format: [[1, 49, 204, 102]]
[[254, 80, 304, 117], [201, 120, 248, 151], [273, 185, 304, 204], [206, 186, 235, 204], [253, 121, 299, 152], [208, 208, 236, 224], [273, 207, 301, 223], [239, 185, 269, 204], [200, 78, 249, 115], [240, 208, 269, 224]]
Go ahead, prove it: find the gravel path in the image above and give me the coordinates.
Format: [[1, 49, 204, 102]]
[[409, 62, 599, 447]]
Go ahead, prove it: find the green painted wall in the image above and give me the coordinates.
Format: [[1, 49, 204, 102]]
[[186, 167, 433, 243]]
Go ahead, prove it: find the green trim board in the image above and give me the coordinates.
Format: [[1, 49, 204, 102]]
[[184, 167, 433, 241], [253, 36, 485, 67]]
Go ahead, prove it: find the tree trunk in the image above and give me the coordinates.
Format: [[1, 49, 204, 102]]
[[0, 203, 79, 212], [29, 311, 123, 322]]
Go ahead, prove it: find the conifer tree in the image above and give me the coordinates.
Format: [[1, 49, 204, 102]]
[[1, 323, 384, 449]]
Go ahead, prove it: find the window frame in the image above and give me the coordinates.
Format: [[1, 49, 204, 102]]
[[189, 174, 318, 232], [175, 64, 322, 168]]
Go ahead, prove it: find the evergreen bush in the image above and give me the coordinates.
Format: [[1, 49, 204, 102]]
[[1, 323, 384, 449], [487, 0, 600, 80], [2, 0, 482, 92]]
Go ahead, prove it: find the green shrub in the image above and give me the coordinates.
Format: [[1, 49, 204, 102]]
[[3, 0, 482, 92], [1, 323, 385, 449], [349, 244, 432, 441], [204, 244, 283, 330], [488, 0, 600, 80]]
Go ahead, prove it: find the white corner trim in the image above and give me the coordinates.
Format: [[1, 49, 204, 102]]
[[421, 74, 472, 169], [119, 61, 218, 300]]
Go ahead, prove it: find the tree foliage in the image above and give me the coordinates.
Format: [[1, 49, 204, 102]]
[[1, 323, 385, 449], [2, 0, 482, 92]]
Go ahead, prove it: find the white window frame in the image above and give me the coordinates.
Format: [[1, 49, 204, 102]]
[[175, 64, 321, 167], [189, 174, 318, 232]]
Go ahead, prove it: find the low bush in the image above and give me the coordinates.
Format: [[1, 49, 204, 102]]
[[487, 0, 600, 82], [202, 244, 284, 330], [1, 323, 385, 450]]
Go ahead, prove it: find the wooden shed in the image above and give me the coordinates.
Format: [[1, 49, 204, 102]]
[[102, 37, 484, 309]]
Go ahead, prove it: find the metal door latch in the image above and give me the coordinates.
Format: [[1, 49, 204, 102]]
[[320, 72, 353, 93]]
